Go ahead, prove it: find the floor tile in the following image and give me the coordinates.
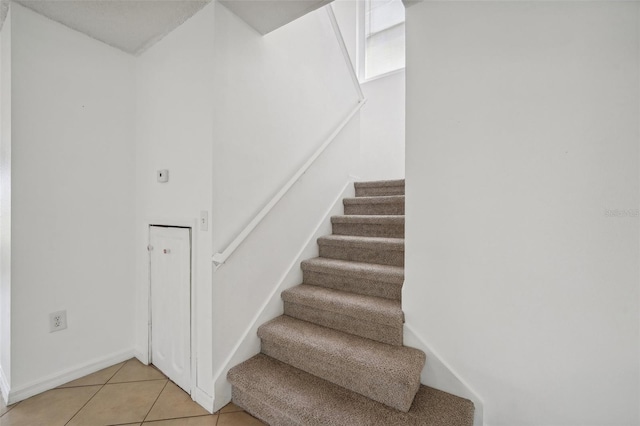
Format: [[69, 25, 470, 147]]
[[145, 381, 209, 421], [142, 416, 218, 425], [217, 411, 266, 426], [58, 362, 125, 388], [220, 402, 244, 414], [66, 380, 167, 426], [0, 386, 100, 426], [108, 359, 166, 384], [0, 397, 15, 416]]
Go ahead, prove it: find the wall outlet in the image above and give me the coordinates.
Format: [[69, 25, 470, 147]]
[[49, 310, 67, 333]]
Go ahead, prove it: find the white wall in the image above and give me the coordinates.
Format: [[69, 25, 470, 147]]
[[0, 7, 11, 398], [331, 0, 405, 180], [210, 2, 361, 408], [7, 3, 137, 399], [211, 3, 357, 252], [405, 2, 639, 426], [359, 70, 405, 180], [134, 1, 215, 405], [331, 0, 357, 72]]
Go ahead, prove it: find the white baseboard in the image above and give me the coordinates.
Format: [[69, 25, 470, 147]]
[[404, 324, 485, 426], [194, 386, 214, 413], [0, 364, 10, 405], [211, 178, 356, 412], [6, 349, 134, 405]]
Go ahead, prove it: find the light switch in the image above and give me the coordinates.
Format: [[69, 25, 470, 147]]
[[157, 169, 169, 183]]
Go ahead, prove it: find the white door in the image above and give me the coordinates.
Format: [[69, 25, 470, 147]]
[[150, 226, 191, 393]]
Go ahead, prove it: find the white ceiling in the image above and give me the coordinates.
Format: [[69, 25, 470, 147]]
[[0, 0, 336, 54], [1, 0, 210, 55]]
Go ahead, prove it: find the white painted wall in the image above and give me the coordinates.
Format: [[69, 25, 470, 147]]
[[405, 2, 639, 426], [210, 2, 361, 409], [331, 0, 405, 180], [0, 0, 364, 411], [7, 3, 137, 399], [359, 70, 405, 180], [134, 1, 215, 405], [0, 7, 11, 398], [331, 0, 357, 71]]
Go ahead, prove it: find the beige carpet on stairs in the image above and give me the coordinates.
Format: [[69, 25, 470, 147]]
[[227, 179, 475, 425]]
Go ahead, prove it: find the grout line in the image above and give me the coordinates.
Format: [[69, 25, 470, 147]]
[[141, 379, 169, 423], [106, 378, 168, 385], [63, 359, 136, 426], [64, 384, 106, 425], [0, 401, 20, 418], [104, 359, 130, 384], [140, 413, 217, 424]]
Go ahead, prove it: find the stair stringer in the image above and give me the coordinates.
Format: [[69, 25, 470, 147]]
[[212, 179, 356, 412], [404, 323, 485, 426]]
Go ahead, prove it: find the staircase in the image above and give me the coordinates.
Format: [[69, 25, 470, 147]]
[[227, 179, 475, 425]]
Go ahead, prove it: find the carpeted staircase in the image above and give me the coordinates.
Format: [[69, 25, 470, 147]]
[[228, 179, 475, 425]]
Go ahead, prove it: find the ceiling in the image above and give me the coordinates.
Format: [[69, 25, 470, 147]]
[[0, 0, 338, 55], [218, 0, 331, 35], [1, 0, 210, 55]]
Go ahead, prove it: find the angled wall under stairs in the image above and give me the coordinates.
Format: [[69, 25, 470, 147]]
[[228, 179, 475, 425]]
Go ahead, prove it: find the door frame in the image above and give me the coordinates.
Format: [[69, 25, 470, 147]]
[[144, 218, 198, 398]]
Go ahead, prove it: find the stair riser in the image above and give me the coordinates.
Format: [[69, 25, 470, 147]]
[[284, 302, 403, 346], [344, 203, 404, 215], [228, 354, 475, 426], [355, 186, 405, 197], [319, 244, 404, 267], [302, 270, 402, 300], [232, 387, 298, 426], [260, 339, 419, 412], [332, 222, 404, 238]]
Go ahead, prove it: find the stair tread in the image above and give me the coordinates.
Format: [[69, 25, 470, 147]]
[[228, 353, 474, 426], [258, 315, 423, 380], [355, 179, 405, 188], [301, 257, 404, 283], [331, 215, 404, 224], [318, 234, 404, 249], [343, 195, 404, 205], [282, 284, 403, 327]]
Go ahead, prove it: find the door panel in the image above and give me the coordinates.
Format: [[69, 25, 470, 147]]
[[150, 226, 191, 393]]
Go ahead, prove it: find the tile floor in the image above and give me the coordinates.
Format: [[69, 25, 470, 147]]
[[0, 358, 265, 426]]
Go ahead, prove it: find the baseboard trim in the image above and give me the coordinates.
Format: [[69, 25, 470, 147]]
[[7, 349, 134, 405], [0, 364, 9, 404], [211, 178, 355, 411], [404, 324, 485, 426], [194, 386, 214, 413]]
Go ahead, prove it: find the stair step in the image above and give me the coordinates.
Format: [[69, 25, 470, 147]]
[[228, 353, 475, 426], [318, 235, 404, 267], [331, 215, 404, 238], [344, 195, 404, 215], [301, 257, 403, 301], [257, 315, 424, 412], [355, 179, 405, 197], [282, 284, 404, 345]]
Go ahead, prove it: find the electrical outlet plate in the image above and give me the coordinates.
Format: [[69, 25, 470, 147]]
[[49, 310, 67, 333]]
